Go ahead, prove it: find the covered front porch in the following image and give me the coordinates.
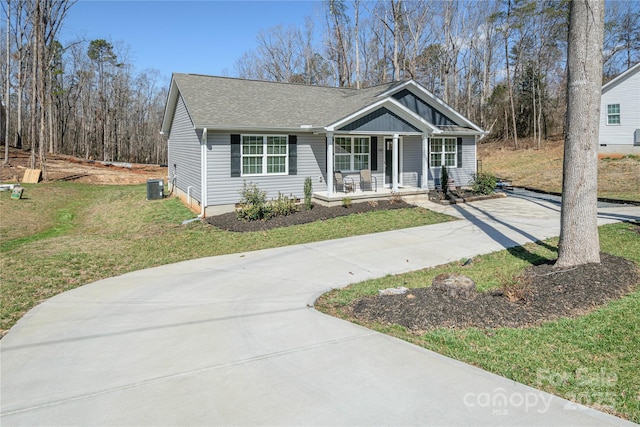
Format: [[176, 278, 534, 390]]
[[313, 185, 428, 206]]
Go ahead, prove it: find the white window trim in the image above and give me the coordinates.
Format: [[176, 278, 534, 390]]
[[606, 104, 620, 126], [429, 136, 458, 168], [383, 136, 404, 188], [241, 134, 289, 176], [334, 135, 371, 172]]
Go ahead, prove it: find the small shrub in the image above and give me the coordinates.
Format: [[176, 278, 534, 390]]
[[236, 202, 265, 221], [236, 184, 298, 221], [470, 172, 497, 195], [440, 166, 449, 190], [304, 177, 313, 210], [342, 197, 352, 208], [270, 192, 298, 217], [501, 273, 533, 303], [389, 191, 403, 205], [239, 181, 267, 206], [236, 181, 268, 221]]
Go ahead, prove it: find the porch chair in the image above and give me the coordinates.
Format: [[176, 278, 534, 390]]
[[334, 171, 355, 193], [359, 169, 377, 192]]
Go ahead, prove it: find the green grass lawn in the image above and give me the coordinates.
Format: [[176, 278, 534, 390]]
[[0, 181, 455, 333], [478, 140, 640, 202], [316, 222, 640, 422], [2, 181, 638, 421]]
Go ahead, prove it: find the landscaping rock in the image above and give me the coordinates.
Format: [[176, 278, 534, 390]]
[[378, 286, 409, 296], [432, 273, 477, 299]]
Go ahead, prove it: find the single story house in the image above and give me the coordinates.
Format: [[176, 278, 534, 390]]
[[161, 73, 485, 216], [598, 62, 640, 157]]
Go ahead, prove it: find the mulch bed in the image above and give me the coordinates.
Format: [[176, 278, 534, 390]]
[[206, 200, 415, 232], [350, 252, 639, 331]]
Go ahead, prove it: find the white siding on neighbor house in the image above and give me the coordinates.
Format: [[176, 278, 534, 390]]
[[426, 135, 476, 190], [599, 67, 640, 149], [206, 132, 328, 206], [167, 95, 202, 201]]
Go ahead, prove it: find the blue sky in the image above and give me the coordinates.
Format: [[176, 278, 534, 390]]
[[61, 0, 323, 84]]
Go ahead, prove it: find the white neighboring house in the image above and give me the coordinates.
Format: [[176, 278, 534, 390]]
[[598, 62, 640, 157]]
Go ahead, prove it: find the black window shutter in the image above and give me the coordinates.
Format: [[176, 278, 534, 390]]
[[371, 137, 378, 171], [231, 134, 241, 177], [457, 137, 462, 168], [289, 135, 297, 175]]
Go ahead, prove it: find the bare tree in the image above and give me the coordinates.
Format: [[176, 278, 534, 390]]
[[27, 0, 74, 176], [325, 0, 352, 87], [353, 0, 360, 88], [556, 0, 605, 268], [502, 1, 518, 149], [3, 0, 9, 164]]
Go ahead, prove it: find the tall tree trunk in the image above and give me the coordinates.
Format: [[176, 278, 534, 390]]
[[36, 1, 47, 178], [556, 0, 604, 268], [29, 13, 38, 170], [391, 0, 401, 81], [4, 0, 9, 164], [532, 73, 537, 148], [16, 61, 23, 150], [504, 37, 518, 149], [354, 0, 360, 89]]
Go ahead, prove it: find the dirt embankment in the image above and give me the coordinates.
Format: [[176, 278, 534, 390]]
[[0, 147, 166, 185]]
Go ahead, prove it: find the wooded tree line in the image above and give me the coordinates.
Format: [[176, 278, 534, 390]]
[[236, 0, 639, 146], [1, 0, 168, 176], [1, 0, 639, 176]]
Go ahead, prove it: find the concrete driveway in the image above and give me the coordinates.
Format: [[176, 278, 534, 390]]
[[2, 196, 639, 426]]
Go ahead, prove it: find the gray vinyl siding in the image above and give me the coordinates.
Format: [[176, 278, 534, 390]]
[[167, 95, 202, 201], [401, 135, 422, 187], [206, 133, 327, 206], [427, 135, 476, 189]]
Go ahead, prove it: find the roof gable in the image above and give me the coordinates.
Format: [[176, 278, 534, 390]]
[[338, 107, 422, 133], [392, 89, 456, 126], [377, 80, 484, 133], [602, 63, 640, 94], [161, 74, 484, 135]]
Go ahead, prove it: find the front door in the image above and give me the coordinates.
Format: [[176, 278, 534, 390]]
[[384, 138, 402, 187]]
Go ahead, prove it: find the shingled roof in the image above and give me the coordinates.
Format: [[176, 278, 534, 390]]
[[162, 74, 407, 132], [161, 73, 484, 135]]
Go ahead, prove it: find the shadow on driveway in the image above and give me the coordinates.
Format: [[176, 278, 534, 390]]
[[452, 202, 558, 265]]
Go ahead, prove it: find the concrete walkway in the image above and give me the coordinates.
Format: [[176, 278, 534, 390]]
[[2, 197, 639, 426]]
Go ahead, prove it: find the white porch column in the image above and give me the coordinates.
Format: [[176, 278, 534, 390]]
[[421, 133, 429, 189], [392, 133, 399, 192], [326, 131, 334, 197]]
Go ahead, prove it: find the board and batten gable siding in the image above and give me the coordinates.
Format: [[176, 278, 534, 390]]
[[599, 68, 640, 147], [338, 107, 421, 133], [393, 89, 456, 126], [206, 132, 328, 206], [427, 135, 476, 189], [167, 94, 202, 202]]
